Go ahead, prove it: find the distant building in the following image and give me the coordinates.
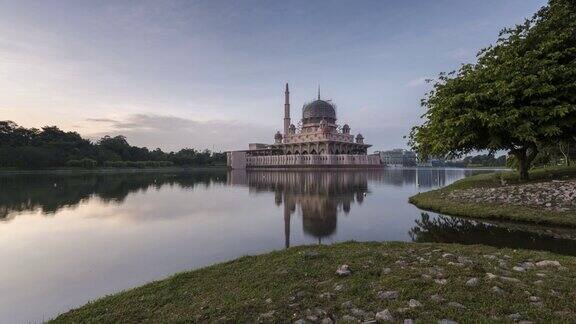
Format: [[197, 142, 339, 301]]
[[227, 84, 381, 169], [375, 149, 417, 167]]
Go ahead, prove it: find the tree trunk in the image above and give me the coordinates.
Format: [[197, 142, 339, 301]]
[[511, 146, 537, 181], [515, 151, 530, 181]]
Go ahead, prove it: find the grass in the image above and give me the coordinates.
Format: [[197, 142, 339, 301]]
[[409, 166, 576, 227], [51, 241, 576, 323]]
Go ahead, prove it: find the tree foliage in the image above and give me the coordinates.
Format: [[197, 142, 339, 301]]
[[409, 0, 576, 180], [0, 121, 227, 168]]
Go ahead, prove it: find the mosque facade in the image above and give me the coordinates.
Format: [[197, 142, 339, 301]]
[[228, 83, 381, 169]]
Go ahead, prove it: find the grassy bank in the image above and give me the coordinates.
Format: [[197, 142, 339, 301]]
[[51, 241, 576, 323], [409, 166, 576, 227]]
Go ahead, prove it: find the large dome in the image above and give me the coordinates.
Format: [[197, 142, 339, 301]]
[[302, 99, 336, 124]]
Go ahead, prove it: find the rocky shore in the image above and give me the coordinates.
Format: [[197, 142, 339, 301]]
[[445, 180, 576, 212]]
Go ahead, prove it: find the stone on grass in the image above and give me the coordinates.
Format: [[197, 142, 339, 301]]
[[382, 267, 391, 274], [442, 253, 454, 258], [336, 264, 352, 276], [508, 313, 522, 321], [500, 276, 521, 283], [430, 294, 444, 302], [512, 266, 525, 272], [465, 277, 479, 286], [438, 320, 458, 324], [258, 310, 276, 322], [486, 273, 498, 280], [319, 292, 333, 300], [492, 286, 505, 294], [447, 302, 466, 309], [293, 320, 308, 324], [320, 318, 334, 324], [334, 284, 345, 291], [341, 301, 354, 309], [377, 290, 399, 300], [408, 299, 422, 308], [536, 260, 561, 267], [529, 296, 540, 302], [341, 315, 359, 323], [265, 298, 272, 304], [375, 309, 394, 322], [434, 279, 448, 285]]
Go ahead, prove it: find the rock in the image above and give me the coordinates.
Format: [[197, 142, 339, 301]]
[[302, 250, 321, 258], [520, 262, 535, 269], [447, 302, 466, 309], [512, 266, 525, 272], [258, 310, 276, 322], [382, 267, 391, 275], [434, 279, 448, 285], [334, 284, 345, 291], [265, 298, 272, 304], [319, 292, 333, 300], [377, 290, 399, 300], [492, 286, 505, 294], [320, 318, 334, 324], [342, 301, 354, 309], [336, 264, 352, 276], [306, 315, 319, 322], [430, 294, 444, 302], [486, 273, 498, 280], [442, 253, 454, 258], [529, 296, 540, 302], [536, 260, 561, 267], [293, 320, 308, 324], [375, 309, 394, 322], [438, 320, 458, 324], [536, 273, 546, 277], [533, 280, 544, 286], [500, 276, 521, 283], [341, 315, 359, 323], [350, 308, 369, 319], [408, 299, 422, 308], [508, 313, 522, 321], [465, 277, 479, 286]]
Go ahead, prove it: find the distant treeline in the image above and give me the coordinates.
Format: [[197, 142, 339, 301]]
[[0, 121, 226, 168], [434, 154, 507, 168]]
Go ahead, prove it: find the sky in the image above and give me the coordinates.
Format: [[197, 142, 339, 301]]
[[0, 0, 547, 152]]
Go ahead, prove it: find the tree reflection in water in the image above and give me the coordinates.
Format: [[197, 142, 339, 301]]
[[410, 213, 576, 256], [0, 171, 227, 220]]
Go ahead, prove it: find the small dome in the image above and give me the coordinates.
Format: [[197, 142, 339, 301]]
[[356, 133, 364, 139], [274, 131, 283, 139], [342, 124, 350, 134], [302, 100, 336, 124]]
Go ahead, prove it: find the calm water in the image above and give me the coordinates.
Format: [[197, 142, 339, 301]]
[[1, 168, 576, 323]]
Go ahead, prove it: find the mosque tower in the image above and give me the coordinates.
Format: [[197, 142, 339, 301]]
[[283, 83, 290, 136]]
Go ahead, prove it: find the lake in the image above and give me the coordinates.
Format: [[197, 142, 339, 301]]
[[1, 168, 575, 323]]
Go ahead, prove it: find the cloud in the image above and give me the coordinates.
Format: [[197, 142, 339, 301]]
[[85, 114, 274, 152]]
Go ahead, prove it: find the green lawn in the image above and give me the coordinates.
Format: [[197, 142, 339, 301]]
[[409, 166, 576, 227], [51, 241, 576, 323]]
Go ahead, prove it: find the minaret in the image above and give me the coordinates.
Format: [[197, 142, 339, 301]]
[[283, 83, 291, 136]]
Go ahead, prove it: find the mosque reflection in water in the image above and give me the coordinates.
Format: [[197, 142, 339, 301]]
[[229, 170, 382, 247]]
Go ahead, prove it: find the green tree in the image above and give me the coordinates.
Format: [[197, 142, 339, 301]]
[[409, 0, 576, 180]]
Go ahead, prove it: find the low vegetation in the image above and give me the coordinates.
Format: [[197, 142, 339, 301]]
[[51, 241, 576, 323], [410, 166, 576, 227]]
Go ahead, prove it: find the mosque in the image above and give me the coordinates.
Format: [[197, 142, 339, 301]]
[[228, 84, 381, 169]]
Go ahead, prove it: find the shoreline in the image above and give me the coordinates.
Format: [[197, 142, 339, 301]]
[[409, 166, 576, 227], [50, 241, 576, 323], [0, 166, 228, 175]]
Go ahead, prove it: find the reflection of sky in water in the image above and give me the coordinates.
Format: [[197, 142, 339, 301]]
[[0, 168, 574, 323]]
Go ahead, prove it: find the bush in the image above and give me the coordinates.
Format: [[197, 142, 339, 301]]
[[66, 158, 97, 169], [103, 160, 173, 168]]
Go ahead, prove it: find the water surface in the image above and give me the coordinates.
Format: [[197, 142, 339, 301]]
[[1, 168, 575, 323]]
